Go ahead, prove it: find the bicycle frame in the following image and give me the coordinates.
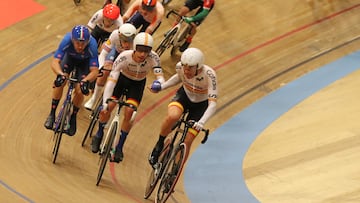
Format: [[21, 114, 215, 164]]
[[155, 10, 193, 57], [52, 72, 79, 164], [82, 67, 110, 146], [144, 111, 209, 201], [96, 96, 137, 185]]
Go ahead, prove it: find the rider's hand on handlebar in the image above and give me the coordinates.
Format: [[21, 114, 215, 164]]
[[54, 74, 66, 87], [184, 16, 194, 24], [80, 80, 90, 95], [193, 121, 204, 131]]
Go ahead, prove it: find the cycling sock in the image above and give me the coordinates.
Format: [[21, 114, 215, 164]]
[[186, 36, 192, 43], [96, 122, 107, 138], [72, 105, 80, 116], [116, 130, 129, 151], [50, 99, 60, 115]]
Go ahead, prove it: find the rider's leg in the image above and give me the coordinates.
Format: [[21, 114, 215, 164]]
[[44, 82, 65, 129], [113, 102, 138, 162], [66, 85, 84, 136], [149, 104, 183, 165], [91, 101, 115, 153], [84, 67, 109, 110]]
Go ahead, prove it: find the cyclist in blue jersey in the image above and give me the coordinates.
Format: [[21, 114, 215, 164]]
[[44, 25, 99, 136]]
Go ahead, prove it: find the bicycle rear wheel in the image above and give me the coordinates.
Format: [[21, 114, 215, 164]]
[[52, 103, 71, 164], [81, 95, 103, 146], [96, 122, 117, 186], [171, 24, 191, 55], [156, 144, 186, 203], [144, 140, 171, 199], [155, 27, 178, 57]]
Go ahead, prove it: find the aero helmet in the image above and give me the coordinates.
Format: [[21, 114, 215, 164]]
[[118, 23, 137, 41], [181, 47, 204, 69], [103, 4, 120, 20], [71, 25, 90, 42], [133, 32, 154, 50]]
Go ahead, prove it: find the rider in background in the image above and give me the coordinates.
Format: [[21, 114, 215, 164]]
[[91, 32, 165, 163], [87, 3, 123, 48], [44, 25, 99, 136], [84, 23, 137, 110], [102, 0, 131, 15], [148, 47, 218, 167], [122, 0, 164, 34], [176, 0, 215, 52]]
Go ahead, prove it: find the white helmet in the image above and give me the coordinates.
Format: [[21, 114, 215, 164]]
[[133, 32, 154, 50], [181, 47, 204, 69], [118, 23, 137, 39]]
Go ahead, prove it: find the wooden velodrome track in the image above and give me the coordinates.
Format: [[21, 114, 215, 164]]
[[1, 0, 360, 202]]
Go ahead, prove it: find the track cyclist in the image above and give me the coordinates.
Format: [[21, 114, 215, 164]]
[[148, 47, 218, 167], [122, 0, 164, 34], [87, 3, 123, 48], [174, 0, 215, 52], [44, 25, 99, 136], [91, 32, 165, 163], [84, 23, 137, 110]]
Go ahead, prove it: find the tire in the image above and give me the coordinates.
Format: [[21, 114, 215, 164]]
[[81, 96, 102, 147], [52, 103, 71, 164], [156, 144, 186, 203], [171, 25, 191, 56], [144, 141, 171, 199], [155, 27, 178, 57], [96, 122, 117, 186]]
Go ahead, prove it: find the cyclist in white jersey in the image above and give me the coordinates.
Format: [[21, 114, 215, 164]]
[[84, 23, 137, 110], [91, 32, 165, 163], [87, 3, 124, 47], [148, 47, 218, 167]]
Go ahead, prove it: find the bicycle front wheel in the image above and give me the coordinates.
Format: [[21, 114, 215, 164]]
[[156, 144, 186, 203], [52, 103, 71, 164], [144, 141, 171, 199], [81, 96, 103, 146], [96, 122, 117, 186], [155, 27, 178, 57]]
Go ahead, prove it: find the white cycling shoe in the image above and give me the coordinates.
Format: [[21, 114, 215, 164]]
[[84, 96, 95, 111]]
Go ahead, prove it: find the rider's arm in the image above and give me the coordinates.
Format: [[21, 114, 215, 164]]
[[83, 38, 100, 82], [51, 58, 64, 76], [123, 0, 140, 22], [102, 54, 124, 106], [84, 66, 100, 83], [102, 71, 118, 107], [153, 66, 165, 84], [161, 63, 182, 90], [197, 67, 218, 125], [145, 3, 164, 34], [161, 74, 181, 90], [98, 49, 109, 68], [187, 9, 209, 22], [52, 34, 71, 75], [87, 9, 102, 30]]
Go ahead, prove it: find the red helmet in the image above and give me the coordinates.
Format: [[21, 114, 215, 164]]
[[103, 4, 120, 20]]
